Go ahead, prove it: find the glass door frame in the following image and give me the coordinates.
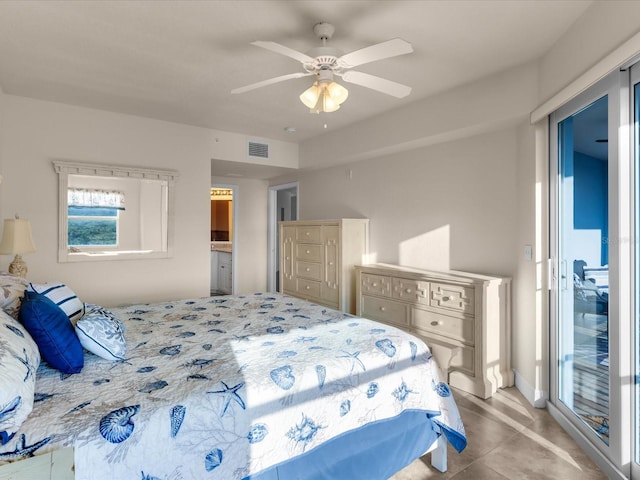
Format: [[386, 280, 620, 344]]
[[549, 69, 632, 478], [631, 64, 640, 480]]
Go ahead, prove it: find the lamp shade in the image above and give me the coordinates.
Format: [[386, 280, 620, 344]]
[[299, 79, 349, 113], [0, 218, 36, 255], [300, 82, 321, 109], [326, 81, 348, 104]]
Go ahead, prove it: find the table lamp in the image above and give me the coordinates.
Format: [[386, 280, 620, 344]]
[[0, 217, 36, 277]]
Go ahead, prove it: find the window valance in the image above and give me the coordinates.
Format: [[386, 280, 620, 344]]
[[68, 188, 126, 210]]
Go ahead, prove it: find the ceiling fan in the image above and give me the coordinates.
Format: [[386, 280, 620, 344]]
[[231, 22, 413, 113]]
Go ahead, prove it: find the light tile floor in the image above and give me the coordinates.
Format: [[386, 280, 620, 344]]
[[391, 386, 607, 479]]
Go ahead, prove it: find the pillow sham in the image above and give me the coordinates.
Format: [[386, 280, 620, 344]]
[[0, 309, 40, 444], [0, 272, 29, 319], [18, 291, 84, 374], [75, 304, 126, 361], [27, 282, 84, 324]]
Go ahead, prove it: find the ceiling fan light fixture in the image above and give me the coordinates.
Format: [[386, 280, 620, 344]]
[[300, 82, 321, 109], [300, 79, 348, 113], [318, 91, 341, 113], [326, 81, 348, 104]]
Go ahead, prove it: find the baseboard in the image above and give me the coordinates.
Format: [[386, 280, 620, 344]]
[[513, 369, 548, 408]]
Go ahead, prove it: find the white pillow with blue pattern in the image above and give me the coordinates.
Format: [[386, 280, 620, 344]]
[[27, 282, 85, 324], [75, 304, 126, 361], [0, 309, 40, 445], [0, 272, 29, 319]]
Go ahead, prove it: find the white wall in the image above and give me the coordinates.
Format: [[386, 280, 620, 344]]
[[279, 128, 518, 278], [538, 1, 640, 105], [0, 96, 212, 307], [0, 84, 5, 213], [513, 121, 546, 406]]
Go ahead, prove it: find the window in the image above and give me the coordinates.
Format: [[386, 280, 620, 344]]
[[53, 160, 179, 262], [68, 206, 119, 247], [67, 188, 125, 248]]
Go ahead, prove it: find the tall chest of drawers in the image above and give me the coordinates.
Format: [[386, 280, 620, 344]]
[[355, 263, 513, 398], [279, 219, 369, 314]]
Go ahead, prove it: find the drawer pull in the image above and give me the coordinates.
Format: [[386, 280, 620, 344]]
[[372, 282, 378, 287], [405, 288, 412, 293], [305, 267, 311, 272], [441, 296, 450, 302], [305, 286, 311, 290], [380, 307, 386, 312], [306, 250, 311, 254], [430, 320, 443, 326], [305, 232, 310, 236], [328, 262, 334, 266]]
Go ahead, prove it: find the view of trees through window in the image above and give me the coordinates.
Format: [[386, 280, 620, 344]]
[[68, 206, 118, 246]]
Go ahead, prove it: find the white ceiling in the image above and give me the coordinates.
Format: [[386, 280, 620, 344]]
[[0, 0, 593, 168]]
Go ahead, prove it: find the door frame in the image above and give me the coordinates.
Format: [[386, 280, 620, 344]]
[[211, 183, 238, 295], [630, 63, 640, 480], [267, 182, 299, 292]]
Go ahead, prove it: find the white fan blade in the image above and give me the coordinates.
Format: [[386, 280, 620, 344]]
[[251, 41, 315, 64], [231, 72, 312, 94], [337, 38, 413, 69], [341, 71, 411, 98]]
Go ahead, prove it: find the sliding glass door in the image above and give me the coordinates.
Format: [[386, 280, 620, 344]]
[[550, 70, 634, 477], [552, 86, 611, 443]]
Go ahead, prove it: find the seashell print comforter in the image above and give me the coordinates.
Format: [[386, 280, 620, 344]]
[[0, 293, 466, 479]]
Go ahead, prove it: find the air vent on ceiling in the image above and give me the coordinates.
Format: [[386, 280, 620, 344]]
[[248, 141, 269, 159]]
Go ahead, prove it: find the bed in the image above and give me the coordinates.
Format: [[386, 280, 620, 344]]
[[0, 287, 466, 480]]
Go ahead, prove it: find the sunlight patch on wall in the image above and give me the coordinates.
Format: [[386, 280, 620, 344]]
[[399, 225, 450, 271], [363, 251, 378, 264]]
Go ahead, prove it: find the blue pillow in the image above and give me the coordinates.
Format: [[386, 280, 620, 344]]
[[18, 291, 84, 374]]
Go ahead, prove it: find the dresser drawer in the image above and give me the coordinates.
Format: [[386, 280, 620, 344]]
[[412, 307, 474, 345], [392, 278, 429, 304], [295, 226, 322, 243], [296, 244, 322, 262], [360, 273, 391, 297], [296, 261, 322, 281], [430, 283, 474, 315], [361, 295, 408, 327], [296, 278, 321, 298]]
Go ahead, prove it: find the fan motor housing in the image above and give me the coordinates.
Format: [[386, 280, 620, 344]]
[[313, 22, 335, 40]]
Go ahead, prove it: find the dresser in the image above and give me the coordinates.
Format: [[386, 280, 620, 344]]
[[280, 219, 369, 314], [355, 263, 513, 398]]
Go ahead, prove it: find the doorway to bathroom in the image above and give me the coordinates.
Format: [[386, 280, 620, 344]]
[[210, 185, 236, 295]]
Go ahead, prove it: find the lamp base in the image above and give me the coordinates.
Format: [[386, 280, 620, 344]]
[[8, 254, 28, 278]]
